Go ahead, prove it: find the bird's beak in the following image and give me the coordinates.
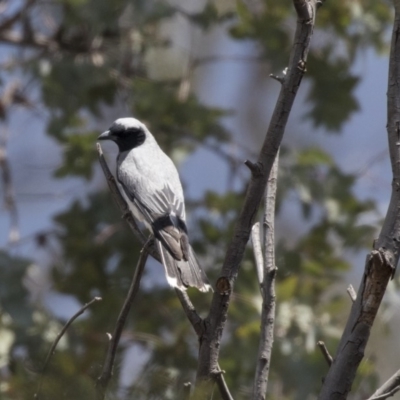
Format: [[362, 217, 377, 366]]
[[97, 130, 112, 141]]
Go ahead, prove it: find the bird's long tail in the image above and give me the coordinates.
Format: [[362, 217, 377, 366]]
[[156, 240, 212, 292]]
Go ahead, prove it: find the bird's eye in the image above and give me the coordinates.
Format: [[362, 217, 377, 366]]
[[126, 127, 142, 135], [111, 127, 127, 137]]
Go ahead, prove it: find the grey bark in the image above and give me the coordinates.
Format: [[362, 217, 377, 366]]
[[194, 0, 320, 395], [252, 152, 279, 400], [317, 6, 400, 400]]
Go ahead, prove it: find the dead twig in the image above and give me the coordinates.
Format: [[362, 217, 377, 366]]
[[213, 369, 234, 400], [95, 239, 152, 399], [317, 341, 333, 366], [366, 369, 400, 400], [34, 297, 102, 399], [346, 284, 357, 302], [367, 386, 400, 400]]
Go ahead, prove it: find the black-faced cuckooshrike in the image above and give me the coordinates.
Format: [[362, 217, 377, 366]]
[[98, 118, 211, 292]]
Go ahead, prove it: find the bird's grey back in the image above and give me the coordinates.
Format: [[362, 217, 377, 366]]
[[117, 130, 186, 220]]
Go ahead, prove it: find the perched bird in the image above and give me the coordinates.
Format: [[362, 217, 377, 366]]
[[98, 117, 211, 292]]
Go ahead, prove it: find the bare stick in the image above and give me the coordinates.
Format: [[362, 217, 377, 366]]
[[95, 239, 152, 399], [317, 341, 333, 366], [346, 284, 357, 302], [195, 2, 319, 392], [183, 382, 192, 400], [318, 6, 400, 399], [367, 369, 400, 400], [368, 387, 400, 400], [253, 151, 279, 400], [174, 289, 204, 337], [34, 297, 102, 399], [213, 369, 234, 400], [251, 222, 264, 285]]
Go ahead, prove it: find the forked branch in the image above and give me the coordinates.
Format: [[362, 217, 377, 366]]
[[195, 0, 320, 395]]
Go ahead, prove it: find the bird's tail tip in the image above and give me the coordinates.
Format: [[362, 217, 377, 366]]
[[157, 241, 212, 293]]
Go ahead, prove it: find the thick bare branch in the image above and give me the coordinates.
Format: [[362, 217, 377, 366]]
[[318, 7, 400, 400], [195, 1, 319, 393], [34, 297, 102, 399], [95, 239, 151, 399], [252, 151, 279, 400]]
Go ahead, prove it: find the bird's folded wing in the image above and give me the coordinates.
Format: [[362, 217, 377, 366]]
[[118, 178, 188, 260]]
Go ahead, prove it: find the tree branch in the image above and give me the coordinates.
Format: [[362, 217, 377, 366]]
[[346, 284, 357, 302], [213, 369, 234, 400], [252, 151, 279, 400], [183, 382, 192, 400], [0, 0, 36, 32], [367, 387, 400, 400], [318, 7, 400, 400], [174, 288, 204, 337], [97, 143, 234, 399], [195, 1, 319, 394], [34, 297, 102, 399], [95, 239, 152, 400], [317, 341, 333, 367], [366, 369, 400, 400]]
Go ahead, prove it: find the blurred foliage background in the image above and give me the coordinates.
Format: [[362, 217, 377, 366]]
[[0, 0, 397, 399]]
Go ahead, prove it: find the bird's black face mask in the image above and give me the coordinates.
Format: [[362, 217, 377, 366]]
[[98, 126, 146, 152]]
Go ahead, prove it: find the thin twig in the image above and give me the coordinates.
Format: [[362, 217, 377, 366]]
[[317, 341, 333, 366], [366, 369, 400, 400], [367, 386, 400, 400], [34, 297, 102, 399], [95, 239, 152, 400], [213, 369, 234, 400], [252, 151, 279, 400], [174, 288, 204, 337], [346, 284, 357, 302]]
